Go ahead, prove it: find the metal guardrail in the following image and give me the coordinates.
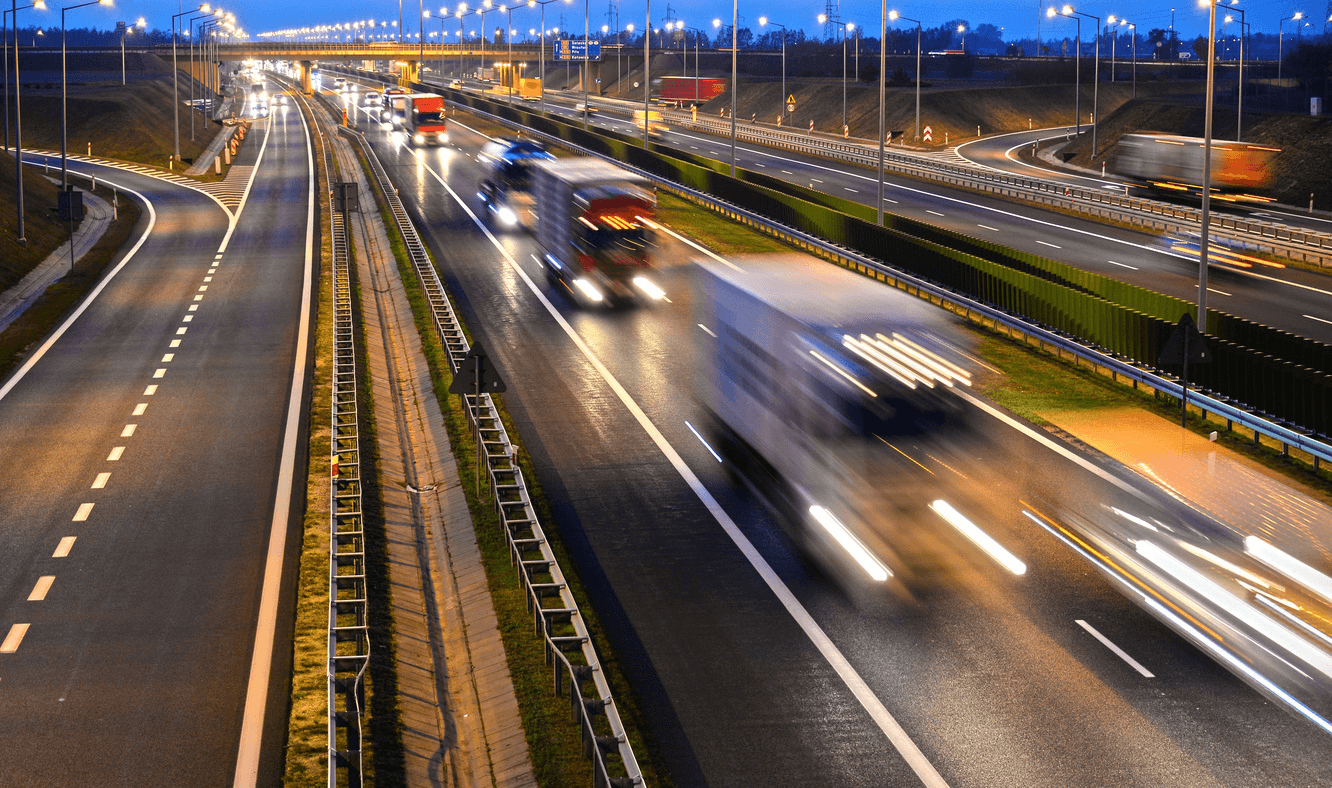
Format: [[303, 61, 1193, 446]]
[[336, 120, 645, 787], [291, 82, 371, 788], [650, 109, 1332, 266], [446, 95, 1332, 470]]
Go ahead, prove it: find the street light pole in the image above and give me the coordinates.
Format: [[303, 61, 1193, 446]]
[[1278, 12, 1300, 88], [876, 0, 886, 223], [1064, 8, 1100, 156], [759, 18, 788, 125], [1226, 4, 1246, 141], [8, 0, 44, 245], [62, 0, 110, 189], [890, 11, 921, 142], [642, 0, 649, 146], [1047, 6, 1080, 138], [1197, 0, 1219, 333], [171, 5, 206, 165]]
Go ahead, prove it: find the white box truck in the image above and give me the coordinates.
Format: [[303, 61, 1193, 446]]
[[694, 254, 975, 594]]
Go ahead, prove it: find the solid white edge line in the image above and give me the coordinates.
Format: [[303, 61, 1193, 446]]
[[0, 178, 157, 403], [1075, 619, 1155, 678], [231, 89, 315, 788], [409, 150, 951, 788]]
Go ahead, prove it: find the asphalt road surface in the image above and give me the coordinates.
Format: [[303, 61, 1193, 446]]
[[330, 84, 1332, 787], [0, 85, 313, 787]]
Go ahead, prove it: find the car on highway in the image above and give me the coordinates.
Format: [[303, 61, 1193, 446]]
[[363, 90, 381, 106], [332, 77, 345, 91], [574, 101, 598, 113], [272, 93, 288, 106], [250, 102, 270, 118], [449, 79, 463, 89]]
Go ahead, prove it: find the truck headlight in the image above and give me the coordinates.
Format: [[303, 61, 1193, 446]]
[[632, 276, 665, 300], [572, 278, 604, 302], [413, 133, 425, 144], [496, 206, 518, 227]]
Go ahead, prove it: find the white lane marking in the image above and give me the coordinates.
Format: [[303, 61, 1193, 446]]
[[0, 178, 159, 405], [884, 198, 899, 204], [107, 446, 125, 460], [1076, 620, 1155, 677], [755, 162, 766, 168], [92, 472, 111, 489], [170, 340, 181, 348], [977, 224, 999, 231], [153, 369, 166, 379], [845, 187, 859, 193], [781, 169, 793, 174], [189, 305, 198, 311], [415, 152, 951, 788], [1, 623, 30, 653], [121, 424, 136, 437], [697, 323, 717, 338], [53, 537, 76, 558], [183, 315, 193, 322], [72, 503, 94, 522], [811, 177, 824, 183], [1107, 260, 1139, 270], [143, 385, 157, 396], [1305, 314, 1332, 326], [204, 276, 213, 282], [161, 354, 174, 363], [28, 576, 55, 601], [209, 267, 217, 273], [194, 295, 203, 301], [1037, 241, 1062, 249], [132, 403, 147, 415], [1194, 285, 1232, 297], [176, 327, 188, 335], [233, 80, 316, 788], [685, 420, 724, 462], [198, 285, 208, 292], [926, 210, 945, 217]]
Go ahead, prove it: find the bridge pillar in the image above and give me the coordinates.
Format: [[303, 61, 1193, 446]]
[[296, 60, 313, 94], [398, 60, 420, 87]]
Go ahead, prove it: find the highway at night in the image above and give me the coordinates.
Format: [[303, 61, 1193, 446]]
[[0, 92, 313, 786]]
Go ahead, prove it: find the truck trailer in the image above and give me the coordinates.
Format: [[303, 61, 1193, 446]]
[[694, 254, 976, 595], [531, 158, 662, 305]]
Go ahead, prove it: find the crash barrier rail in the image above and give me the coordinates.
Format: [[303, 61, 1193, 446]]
[[333, 68, 1331, 469], [322, 63, 1332, 449], [645, 108, 1332, 266], [334, 118, 645, 787], [293, 82, 372, 788]]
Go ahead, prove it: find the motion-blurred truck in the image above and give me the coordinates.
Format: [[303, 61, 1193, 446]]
[[531, 158, 662, 305], [634, 110, 668, 139], [694, 254, 975, 595], [1114, 133, 1280, 201], [478, 138, 555, 229], [399, 93, 449, 145]]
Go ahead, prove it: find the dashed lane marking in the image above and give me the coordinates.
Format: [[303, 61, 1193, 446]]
[[1038, 241, 1062, 249], [153, 369, 166, 379], [72, 503, 94, 522], [170, 340, 181, 348], [107, 446, 125, 460], [143, 385, 157, 396], [977, 224, 1000, 231], [120, 424, 136, 437], [183, 315, 193, 322], [28, 577, 55, 602], [1, 623, 30, 653], [177, 327, 188, 335], [92, 473, 110, 489], [133, 403, 147, 415], [161, 354, 173, 363], [926, 210, 946, 217], [53, 537, 76, 558], [1076, 620, 1155, 677]]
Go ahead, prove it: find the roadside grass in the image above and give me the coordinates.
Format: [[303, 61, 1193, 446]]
[[0, 182, 142, 381], [0, 154, 70, 292], [357, 146, 665, 787]]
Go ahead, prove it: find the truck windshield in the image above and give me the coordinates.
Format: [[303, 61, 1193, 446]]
[[578, 226, 647, 253], [415, 111, 446, 124]]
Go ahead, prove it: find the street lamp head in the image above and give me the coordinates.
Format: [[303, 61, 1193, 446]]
[[601, 24, 608, 32], [713, 18, 720, 27], [758, 16, 767, 26], [424, 10, 431, 18], [957, 23, 964, 32], [1062, 5, 1074, 15], [33, 0, 47, 9], [848, 22, 856, 31], [1107, 14, 1116, 24], [888, 10, 899, 21], [1046, 7, 1056, 17], [625, 23, 632, 32], [817, 13, 827, 24]]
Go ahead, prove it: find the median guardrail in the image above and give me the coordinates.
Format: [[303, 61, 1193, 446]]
[[334, 119, 645, 787], [302, 86, 372, 788]]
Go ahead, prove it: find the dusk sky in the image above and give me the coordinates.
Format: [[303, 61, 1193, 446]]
[[55, 0, 1327, 40]]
